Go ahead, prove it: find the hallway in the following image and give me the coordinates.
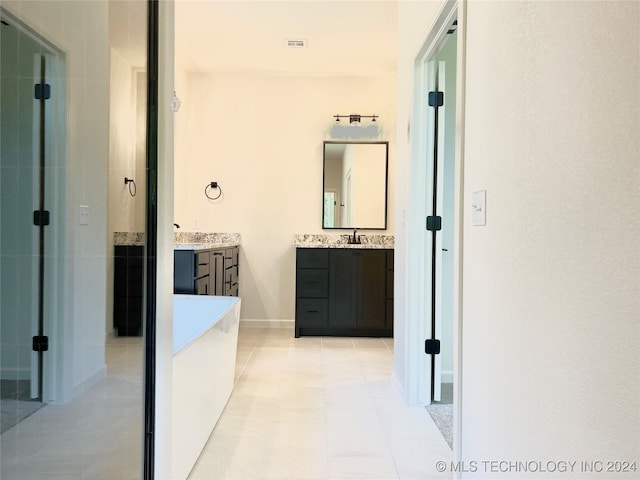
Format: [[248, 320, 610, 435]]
[[189, 327, 451, 480]]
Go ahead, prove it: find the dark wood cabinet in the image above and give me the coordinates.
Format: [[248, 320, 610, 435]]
[[295, 248, 393, 337], [113, 245, 144, 336], [174, 246, 239, 296]]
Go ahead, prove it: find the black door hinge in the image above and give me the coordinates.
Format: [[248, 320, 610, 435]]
[[425, 339, 441, 355], [34, 83, 51, 100], [33, 335, 49, 352], [33, 210, 50, 226], [428, 91, 443, 107], [426, 216, 442, 231]]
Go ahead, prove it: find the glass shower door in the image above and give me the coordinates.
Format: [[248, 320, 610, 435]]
[[0, 11, 51, 430]]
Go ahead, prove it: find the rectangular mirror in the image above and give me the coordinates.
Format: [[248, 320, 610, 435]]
[[323, 141, 388, 229]]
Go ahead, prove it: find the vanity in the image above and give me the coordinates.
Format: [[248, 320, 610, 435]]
[[173, 232, 240, 297], [173, 233, 240, 296], [294, 140, 393, 337], [112, 233, 145, 336], [112, 232, 240, 336], [294, 235, 394, 338]]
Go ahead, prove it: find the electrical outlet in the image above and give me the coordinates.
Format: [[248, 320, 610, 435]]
[[193, 219, 199, 230]]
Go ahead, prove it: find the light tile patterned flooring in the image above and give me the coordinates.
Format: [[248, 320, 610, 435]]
[[189, 327, 452, 480], [0, 335, 143, 480], [0, 327, 452, 479]]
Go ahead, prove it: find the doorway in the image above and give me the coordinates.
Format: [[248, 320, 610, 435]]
[[407, 0, 464, 452], [0, 7, 65, 431], [424, 26, 457, 448]]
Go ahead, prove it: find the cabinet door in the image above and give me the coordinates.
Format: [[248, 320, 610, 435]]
[[357, 250, 387, 328], [113, 246, 144, 336], [329, 250, 358, 327], [174, 250, 196, 294]]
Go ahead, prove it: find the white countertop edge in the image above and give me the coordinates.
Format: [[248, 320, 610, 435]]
[[174, 243, 240, 251]]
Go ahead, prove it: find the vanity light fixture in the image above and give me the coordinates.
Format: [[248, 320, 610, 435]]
[[333, 113, 378, 124], [331, 113, 380, 139]]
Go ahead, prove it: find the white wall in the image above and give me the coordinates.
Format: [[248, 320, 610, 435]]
[[174, 72, 396, 321], [397, 0, 640, 475], [460, 1, 639, 473], [3, 0, 110, 402]]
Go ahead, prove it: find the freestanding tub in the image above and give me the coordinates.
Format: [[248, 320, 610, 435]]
[[172, 295, 241, 480]]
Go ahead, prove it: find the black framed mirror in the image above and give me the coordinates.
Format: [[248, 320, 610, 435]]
[[322, 141, 388, 229]]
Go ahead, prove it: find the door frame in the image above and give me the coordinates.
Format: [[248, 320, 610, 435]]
[[407, 0, 466, 463], [1, 6, 67, 404]]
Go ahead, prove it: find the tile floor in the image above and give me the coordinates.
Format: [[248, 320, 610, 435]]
[[189, 327, 452, 480], [0, 327, 452, 480], [0, 335, 143, 480]]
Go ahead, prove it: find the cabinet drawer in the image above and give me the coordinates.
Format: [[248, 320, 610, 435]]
[[297, 249, 328, 269], [296, 270, 328, 297], [196, 251, 210, 276], [296, 299, 328, 327]]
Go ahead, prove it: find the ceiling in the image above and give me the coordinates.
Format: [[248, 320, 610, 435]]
[[174, 0, 399, 76]]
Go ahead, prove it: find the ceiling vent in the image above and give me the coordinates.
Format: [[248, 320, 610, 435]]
[[285, 38, 307, 49]]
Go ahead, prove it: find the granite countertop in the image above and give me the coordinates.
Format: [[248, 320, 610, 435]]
[[114, 232, 241, 249], [293, 233, 394, 249]]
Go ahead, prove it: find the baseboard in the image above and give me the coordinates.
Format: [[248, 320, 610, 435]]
[[70, 364, 107, 400], [240, 318, 294, 328]]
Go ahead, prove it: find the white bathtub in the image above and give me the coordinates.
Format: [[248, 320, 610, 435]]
[[172, 295, 241, 480]]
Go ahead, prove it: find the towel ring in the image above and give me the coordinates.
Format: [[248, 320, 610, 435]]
[[205, 181, 222, 200], [124, 177, 137, 197]]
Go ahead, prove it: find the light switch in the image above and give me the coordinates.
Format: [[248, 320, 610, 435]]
[[79, 205, 89, 225], [472, 190, 486, 226]]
